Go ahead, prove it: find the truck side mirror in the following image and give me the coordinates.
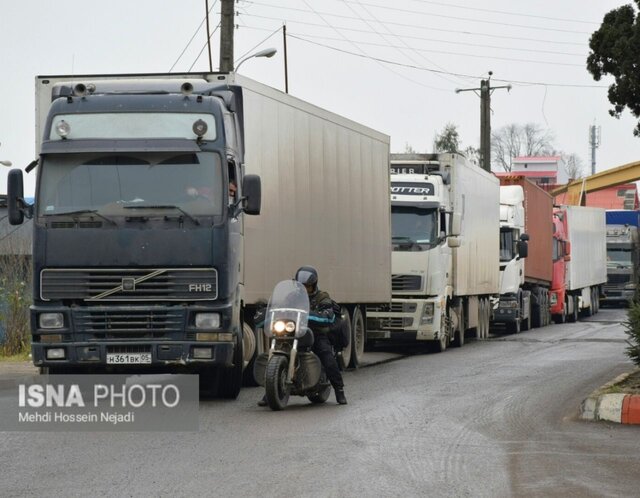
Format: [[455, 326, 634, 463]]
[[447, 236, 461, 248], [450, 213, 462, 236], [517, 240, 528, 259], [8, 169, 25, 225], [242, 174, 261, 215], [520, 233, 530, 242]]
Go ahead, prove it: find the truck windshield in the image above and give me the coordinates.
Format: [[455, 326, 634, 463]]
[[391, 206, 438, 251], [607, 248, 632, 266], [37, 152, 223, 217]]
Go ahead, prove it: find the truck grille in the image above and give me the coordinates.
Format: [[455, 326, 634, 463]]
[[377, 317, 414, 329], [392, 275, 422, 292], [607, 274, 631, 285], [41, 268, 217, 301], [367, 303, 417, 313], [73, 308, 185, 340]]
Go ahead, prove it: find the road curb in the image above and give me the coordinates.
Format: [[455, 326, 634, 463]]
[[580, 371, 640, 425]]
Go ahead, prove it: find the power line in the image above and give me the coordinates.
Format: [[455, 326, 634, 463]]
[[288, 32, 584, 68], [358, 0, 600, 25], [301, 0, 451, 92], [234, 26, 282, 63], [188, 22, 222, 71], [240, 12, 587, 47], [286, 33, 608, 89], [346, 0, 467, 87], [169, 0, 219, 72], [249, 26, 586, 59], [245, 1, 591, 35]]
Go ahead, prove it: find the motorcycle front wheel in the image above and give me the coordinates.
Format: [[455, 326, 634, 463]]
[[265, 355, 290, 410]]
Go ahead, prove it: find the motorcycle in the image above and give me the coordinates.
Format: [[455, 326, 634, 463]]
[[253, 279, 332, 410]]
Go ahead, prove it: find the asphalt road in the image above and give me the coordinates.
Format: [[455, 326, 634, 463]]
[[1, 308, 638, 497]]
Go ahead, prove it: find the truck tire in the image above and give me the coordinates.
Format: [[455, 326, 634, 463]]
[[567, 296, 578, 322], [452, 308, 465, 347], [242, 322, 259, 386], [218, 333, 244, 399], [349, 306, 365, 368], [553, 308, 566, 324], [484, 298, 492, 339], [265, 355, 290, 410], [507, 320, 521, 334], [339, 307, 352, 369]]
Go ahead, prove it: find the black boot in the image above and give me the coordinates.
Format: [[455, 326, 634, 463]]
[[257, 394, 267, 407], [334, 387, 347, 405]]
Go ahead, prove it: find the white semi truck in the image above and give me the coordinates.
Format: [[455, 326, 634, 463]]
[[366, 153, 500, 351], [7, 72, 391, 396]]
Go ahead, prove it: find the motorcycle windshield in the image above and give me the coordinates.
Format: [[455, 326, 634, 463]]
[[265, 280, 310, 338]]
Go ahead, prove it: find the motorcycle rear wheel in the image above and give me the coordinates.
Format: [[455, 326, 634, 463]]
[[307, 374, 331, 404], [265, 355, 290, 410]]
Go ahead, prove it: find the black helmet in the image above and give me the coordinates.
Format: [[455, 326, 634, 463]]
[[295, 266, 318, 293]]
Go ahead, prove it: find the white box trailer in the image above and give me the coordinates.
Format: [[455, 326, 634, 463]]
[[449, 157, 500, 297], [563, 205, 607, 291], [33, 72, 391, 370], [368, 153, 499, 350]]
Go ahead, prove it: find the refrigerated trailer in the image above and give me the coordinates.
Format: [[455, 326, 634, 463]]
[[366, 153, 500, 351], [7, 72, 391, 396]]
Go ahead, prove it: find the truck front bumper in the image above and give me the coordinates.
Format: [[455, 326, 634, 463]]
[[366, 297, 444, 341]]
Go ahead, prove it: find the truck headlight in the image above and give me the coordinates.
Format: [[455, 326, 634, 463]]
[[39, 313, 64, 329], [195, 313, 220, 329], [420, 303, 434, 324], [624, 283, 636, 290], [501, 300, 519, 309]]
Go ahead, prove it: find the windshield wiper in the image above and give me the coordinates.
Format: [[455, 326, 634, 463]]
[[123, 205, 200, 225], [392, 236, 413, 242], [43, 209, 116, 226]]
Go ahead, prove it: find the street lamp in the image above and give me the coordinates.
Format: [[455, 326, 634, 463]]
[[235, 48, 277, 73]]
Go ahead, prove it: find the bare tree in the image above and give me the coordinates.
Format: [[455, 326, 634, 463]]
[[404, 142, 417, 154], [563, 153, 585, 180], [491, 123, 555, 171]]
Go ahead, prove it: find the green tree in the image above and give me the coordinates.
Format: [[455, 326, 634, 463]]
[[587, 2, 640, 136], [433, 123, 460, 153]]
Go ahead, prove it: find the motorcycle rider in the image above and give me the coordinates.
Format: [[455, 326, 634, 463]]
[[258, 266, 347, 406]]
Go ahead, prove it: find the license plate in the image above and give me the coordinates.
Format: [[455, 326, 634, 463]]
[[106, 353, 152, 364]]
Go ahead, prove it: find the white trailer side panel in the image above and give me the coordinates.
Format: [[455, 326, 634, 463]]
[[234, 77, 391, 304], [450, 157, 500, 296], [564, 205, 607, 290]]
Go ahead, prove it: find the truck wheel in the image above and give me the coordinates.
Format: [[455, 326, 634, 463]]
[[521, 299, 532, 331], [242, 322, 259, 386], [219, 333, 244, 399], [265, 355, 290, 410], [483, 298, 492, 339], [340, 307, 352, 369], [349, 306, 365, 368], [452, 305, 465, 347], [567, 296, 578, 322], [506, 319, 521, 334], [553, 309, 566, 324]]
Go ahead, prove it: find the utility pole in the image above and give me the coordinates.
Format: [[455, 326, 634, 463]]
[[589, 124, 601, 175], [219, 0, 235, 72], [283, 24, 289, 93], [205, 0, 213, 71], [456, 72, 511, 172]]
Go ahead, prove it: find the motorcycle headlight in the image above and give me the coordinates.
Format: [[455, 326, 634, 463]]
[[272, 320, 295, 335], [273, 320, 286, 334]]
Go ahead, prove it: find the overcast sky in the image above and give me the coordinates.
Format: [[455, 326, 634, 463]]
[[1, 0, 639, 195]]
